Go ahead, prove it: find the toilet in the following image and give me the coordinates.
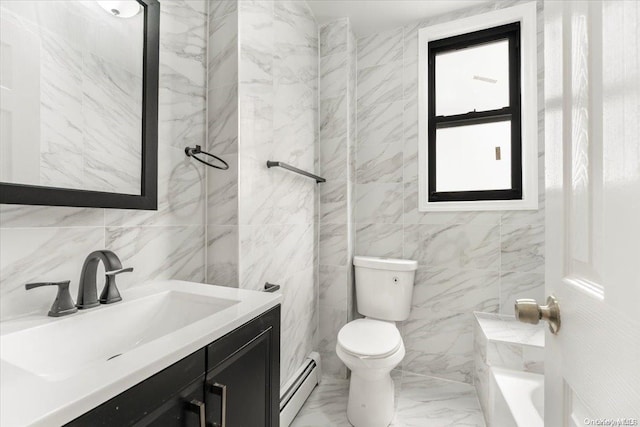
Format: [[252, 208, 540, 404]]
[[336, 256, 418, 427]]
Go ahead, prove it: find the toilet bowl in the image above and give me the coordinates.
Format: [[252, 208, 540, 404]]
[[336, 318, 405, 427], [336, 256, 417, 427]]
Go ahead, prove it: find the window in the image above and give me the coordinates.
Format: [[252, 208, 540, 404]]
[[418, 3, 538, 211], [429, 23, 521, 202]]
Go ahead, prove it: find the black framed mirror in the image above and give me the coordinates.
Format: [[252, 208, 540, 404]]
[[0, 0, 159, 210]]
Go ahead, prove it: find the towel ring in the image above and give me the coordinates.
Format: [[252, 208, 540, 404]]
[[185, 145, 229, 170]]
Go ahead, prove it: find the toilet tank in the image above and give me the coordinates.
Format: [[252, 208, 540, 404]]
[[354, 256, 418, 321]]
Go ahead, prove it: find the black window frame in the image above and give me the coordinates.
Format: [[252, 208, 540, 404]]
[[427, 22, 522, 202]]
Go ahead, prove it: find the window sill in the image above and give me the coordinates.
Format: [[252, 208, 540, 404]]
[[419, 197, 538, 212]]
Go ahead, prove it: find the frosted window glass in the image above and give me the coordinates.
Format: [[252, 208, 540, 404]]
[[435, 40, 510, 116], [435, 121, 512, 192]]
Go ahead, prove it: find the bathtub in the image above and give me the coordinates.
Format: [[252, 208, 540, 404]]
[[491, 367, 544, 427]]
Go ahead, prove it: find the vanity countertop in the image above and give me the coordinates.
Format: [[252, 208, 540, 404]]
[[0, 280, 281, 427]]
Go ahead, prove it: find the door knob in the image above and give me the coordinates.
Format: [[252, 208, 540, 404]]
[[515, 295, 561, 334]]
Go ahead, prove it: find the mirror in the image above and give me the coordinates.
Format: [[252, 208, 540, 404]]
[[0, 0, 159, 209]]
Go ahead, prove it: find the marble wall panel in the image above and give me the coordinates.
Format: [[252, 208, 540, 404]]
[[208, 11, 238, 90], [208, 83, 239, 155], [207, 152, 239, 226], [207, 1, 240, 288], [238, 0, 274, 87], [274, 1, 318, 87], [403, 223, 501, 271], [318, 265, 348, 378], [158, 0, 207, 150], [320, 224, 349, 267], [356, 61, 403, 108], [403, 268, 499, 382], [357, 101, 403, 146], [238, 155, 277, 226], [320, 182, 347, 225], [356, 142, 403, 184], [209, 1, 237, 21], [319, 19, 347, 58], [273, 83, 316, 169], [500, 223, 545, 274], [0, 205, 103, 229], [317, 18, 356, 379], [357, 26, 403, 69], [234, 0, 319, 387], [355, 183, 403, 224], [320, 136, 348, 181], [355, 223, 403, 258], [207, 225, 239, 286], [105, 225, 205, 287], [320, 53, 348, 100], [271, 172, 316, 225], [320, 94, 347, 141], [281, 266, 317, 386]]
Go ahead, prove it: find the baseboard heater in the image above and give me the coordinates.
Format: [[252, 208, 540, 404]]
[[279, 352, 321, 427]]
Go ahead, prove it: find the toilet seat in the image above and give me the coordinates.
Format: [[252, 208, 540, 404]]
[[337, 318, 402, 359]]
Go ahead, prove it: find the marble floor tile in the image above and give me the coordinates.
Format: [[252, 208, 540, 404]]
[[292, 377, 351, 427], [292, 373, 485, 427]]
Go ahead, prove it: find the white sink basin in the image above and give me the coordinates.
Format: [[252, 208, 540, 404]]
[[0, 290, 238, 381], [0, 280, 281, 427]]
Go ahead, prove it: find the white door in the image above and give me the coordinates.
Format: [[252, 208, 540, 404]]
[[544, 0, 640, 425]]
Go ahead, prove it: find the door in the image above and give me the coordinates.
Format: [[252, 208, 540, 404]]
[[206, 328, 274, 427], [544, 0, 640, 424], [134, 378, 206, 427]]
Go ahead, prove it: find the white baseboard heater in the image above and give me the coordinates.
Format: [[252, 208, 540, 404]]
[[279, 352, 321, 427]]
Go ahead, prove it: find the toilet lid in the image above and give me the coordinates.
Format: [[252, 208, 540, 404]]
[[337, 319, 401, 358]]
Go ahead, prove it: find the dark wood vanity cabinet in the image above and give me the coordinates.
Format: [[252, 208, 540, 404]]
[[66, 306, 280, 427]]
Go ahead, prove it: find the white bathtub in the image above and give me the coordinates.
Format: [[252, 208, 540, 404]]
[[491, 367, 544, 427]]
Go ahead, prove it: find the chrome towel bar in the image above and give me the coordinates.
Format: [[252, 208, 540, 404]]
[[266, 161, 326, 183]]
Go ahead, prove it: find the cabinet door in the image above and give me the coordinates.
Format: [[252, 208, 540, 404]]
[[65, 349, 205, 427], [206, 328, 272, 427], [205, 305, 280, 427], [134, 377, 205, 427]]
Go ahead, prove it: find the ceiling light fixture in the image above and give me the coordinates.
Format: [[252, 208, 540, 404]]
[[97, 0, 141, 18]]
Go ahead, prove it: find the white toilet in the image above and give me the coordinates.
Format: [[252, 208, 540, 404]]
[[336, 256, 417, 427]]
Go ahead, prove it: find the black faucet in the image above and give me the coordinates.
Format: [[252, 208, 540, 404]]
[[77, 250, 133, 309]]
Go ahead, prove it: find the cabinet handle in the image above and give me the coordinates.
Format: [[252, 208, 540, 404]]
[[186, 399, 206, 427], [208, 382, 227, 427]]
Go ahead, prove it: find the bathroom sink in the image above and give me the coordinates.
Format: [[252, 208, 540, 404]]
[[0, 280, 281, 427], [0, 290, 238, 381]]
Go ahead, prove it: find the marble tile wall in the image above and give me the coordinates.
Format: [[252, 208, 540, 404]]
[[230, 0, 319, 387], [318, 18, 357, 379], [207, 0, 239, 287], [205, 0, 319, 387], [354, 0, 546, 384], [0, 0, 208, 321]]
